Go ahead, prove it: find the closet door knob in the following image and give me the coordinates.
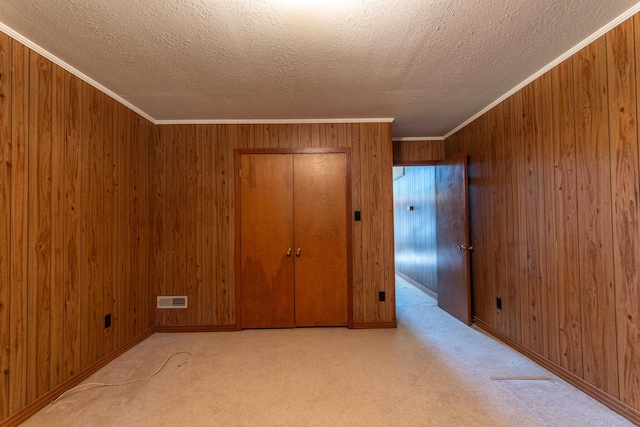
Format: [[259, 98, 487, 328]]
[[296, 248, 302, 257], [286, 248, 292, 257]]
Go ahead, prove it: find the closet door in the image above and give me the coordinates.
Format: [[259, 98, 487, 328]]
[[240, 154, 295, 328], [294, 153, 348, 326]]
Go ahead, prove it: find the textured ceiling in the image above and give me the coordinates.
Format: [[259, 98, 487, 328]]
[[1, 0, 639, 138]]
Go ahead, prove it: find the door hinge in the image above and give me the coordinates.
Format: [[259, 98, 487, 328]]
[[239, 168, 242, 178]]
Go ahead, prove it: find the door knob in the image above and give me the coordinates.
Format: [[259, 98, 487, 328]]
[[457, 245, 473, 251], [286, 248, 292, 257], [296, 248, 302, 257]]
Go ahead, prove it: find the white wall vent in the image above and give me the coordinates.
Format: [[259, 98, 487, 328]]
[[157, 296, 188, 308]]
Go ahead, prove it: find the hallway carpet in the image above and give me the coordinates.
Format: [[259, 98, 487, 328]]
[[22, 277, 633, 426]]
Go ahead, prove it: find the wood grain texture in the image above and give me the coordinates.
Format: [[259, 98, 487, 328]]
[[240, 154, 295, 328], [393, 140, 444, 164], [80, 82, 104, 368], [186, 125, 203, 325], [294, 153, 348, 326], [49, 63, 65, 390], [551, 58, 583, 377], [62, 69, 82, 381], [573, 38, 618, 397], [0, 32, 11, 420], [611, 16, 640, 407], [467, 118, 489, 324], [442, 14, 640, 418], [540, 70, 559, 365], [381, 124, 396, 322], [166, 125, 187, 326], [9, 39, 29, 414], [115, 103, 131, 346], [149, 125, 167, 325], [349, 124, 365, 323], [27, 51, 52, 403], [151, 122, 394, 327], [501, 95, 523, 344], [215, 125, 232, 325], [129, 114, 141, 337], [2, 33, 154, 422], [102, 95, 116, 355], [435, 152, 471, 325], [521, 80, 548, 358], [486, 104, 508, 335]]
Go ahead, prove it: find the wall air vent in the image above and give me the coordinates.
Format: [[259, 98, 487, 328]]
[[157, 296, 188, 308]]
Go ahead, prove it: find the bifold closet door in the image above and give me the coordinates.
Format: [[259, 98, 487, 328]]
[[240, 154, 295, 328], [294, 154, 348, 326]]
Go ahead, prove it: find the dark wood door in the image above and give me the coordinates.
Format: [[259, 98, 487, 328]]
[[294, 153, 348, 326], [240, 154, 295, 328], [435, 152, 472, 325]]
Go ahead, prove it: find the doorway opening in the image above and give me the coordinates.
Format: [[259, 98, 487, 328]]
[[392, 165, 438, 300]]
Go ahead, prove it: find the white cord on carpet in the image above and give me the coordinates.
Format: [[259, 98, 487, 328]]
[[50, 348, 194, 406]]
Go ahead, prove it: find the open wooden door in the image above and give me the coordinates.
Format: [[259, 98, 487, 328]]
[[435, 152, 471, 325]]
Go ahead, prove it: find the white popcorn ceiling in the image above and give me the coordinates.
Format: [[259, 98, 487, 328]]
[[0, 0, 639, 138]]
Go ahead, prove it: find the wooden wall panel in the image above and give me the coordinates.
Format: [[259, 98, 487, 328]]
[[611, 16, 640, 407], [49, 63, 65, 389], [522, 80, 548, 358], [62, 68, 82, 380], [573, 39, 618, 397], [215, 124, 233, 325], [393, 140, 444, 164], [1, 32, 153, 422], [80, 83, 104, 368], [151, 122, 395, 327], [540, 71, 559, 366], [501, 96, 523, 344], [551, 58, 583, 377], [486, 105, 508, 335], [149, 125, 166, 325], [0, 32, 11, 420], [27, 51, 52, 403], [444, 13, 640, 420], [186, 125, 203, 325], [349, 124, 365, 323], [166, 125, 188, 326], [102, 95, 116, 355], [9, 39, 29, 414]]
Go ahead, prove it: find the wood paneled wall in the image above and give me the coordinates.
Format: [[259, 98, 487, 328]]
[[0, 34, 152, 421], [393, 167, 437, 296], [393, 140, 444, 164], [444, 15, 640, 420], [149, 123, 396, 328]]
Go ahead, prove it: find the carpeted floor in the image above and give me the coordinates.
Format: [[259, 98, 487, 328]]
[[22, 277, 633, 426]]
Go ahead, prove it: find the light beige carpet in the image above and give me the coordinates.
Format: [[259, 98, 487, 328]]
[[22, 277, 633, 426]]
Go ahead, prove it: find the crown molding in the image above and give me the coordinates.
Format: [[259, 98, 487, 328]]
[[442, 1, 640, 140]]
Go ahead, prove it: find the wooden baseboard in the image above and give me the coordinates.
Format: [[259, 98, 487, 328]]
[[154, 325, 237, 333], [473, 318, 640, 425], [0, 328, 155, 427], [351, 322, 397, 329], [395, 271, 437, 300]]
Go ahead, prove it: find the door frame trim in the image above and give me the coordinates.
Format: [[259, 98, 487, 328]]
[[234, 148, 354, 329]]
